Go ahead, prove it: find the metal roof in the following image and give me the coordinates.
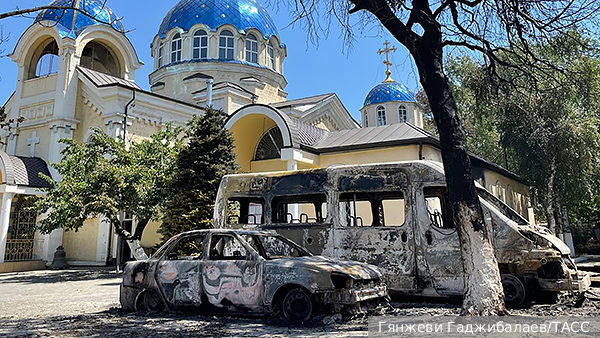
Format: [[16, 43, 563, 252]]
[[364, 81, 416, 106], [77, 66, 142, 90], [0, 152, 52, 188], [271, 93, 335, 109], [308, 123, 432, 152], [158, 0, 279, 39], [35, 0, 124, 39]]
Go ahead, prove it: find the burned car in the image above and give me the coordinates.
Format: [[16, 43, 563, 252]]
[[214, 161, 591, 306], [120, 229, 387, 322]]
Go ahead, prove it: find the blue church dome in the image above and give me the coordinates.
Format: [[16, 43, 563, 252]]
[[363, 81, 416, 106], [35, 0, 124, 39], [158, 0, 279, 39]]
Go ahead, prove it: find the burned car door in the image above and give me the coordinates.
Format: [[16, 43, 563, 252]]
[[155, 234, 205, 308], [202, 233, 263, 313], [416, 186, 463, 295]]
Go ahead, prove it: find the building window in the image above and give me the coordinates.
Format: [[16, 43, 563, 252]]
[[171, 33, 182, 63], [193, 30, 208, 60], [158, 42, 164, 68], [81, 41, 121, 78], [363, 111, 369, 127], [399, 105, 408, 123], [245, 34, 259, 64], [495, 180, 503, 201], [267, 41, 275, 69], [254, 126, 283, 161], [219, 30, 235, 60], [376, 106, 387, 126]]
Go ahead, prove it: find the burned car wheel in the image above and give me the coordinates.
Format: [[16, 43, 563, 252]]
[[282, 288, 314, 323], [501, 274, 526, 306], [143, 291, 165, 312]]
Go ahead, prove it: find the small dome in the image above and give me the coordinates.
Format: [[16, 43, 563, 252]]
[[35, 0, 124, 39], [158, 0, 278, 39], [363, 81, 416, 107]]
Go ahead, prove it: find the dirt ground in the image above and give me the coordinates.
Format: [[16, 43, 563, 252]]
[[0, 268, 599, 338]]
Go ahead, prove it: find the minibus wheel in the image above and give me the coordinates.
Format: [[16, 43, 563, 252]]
[[501, 274, 527, 306]]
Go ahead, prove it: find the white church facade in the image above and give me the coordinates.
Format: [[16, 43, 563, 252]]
[[0, 0, 534, 272]]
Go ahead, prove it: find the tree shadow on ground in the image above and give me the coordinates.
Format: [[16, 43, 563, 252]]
[[0, 268, 120, 285], [0, 308, 363, 338]]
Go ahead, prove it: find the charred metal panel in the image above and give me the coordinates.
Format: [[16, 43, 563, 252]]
[[202, 261, 263, 312], [270, 172, 327, 195], [156, 260, 202, 307]]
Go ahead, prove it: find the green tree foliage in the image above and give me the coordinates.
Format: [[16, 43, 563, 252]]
[[35, 126, 183, 259], [449, 34, 600, 231], [160, 107, 238, 240]]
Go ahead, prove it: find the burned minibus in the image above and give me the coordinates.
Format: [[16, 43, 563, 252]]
[[214, 161, 591, 305]]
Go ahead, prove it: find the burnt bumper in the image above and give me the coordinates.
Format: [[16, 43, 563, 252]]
[[318, 285, 388, 304], [538, 271, 591, 293]]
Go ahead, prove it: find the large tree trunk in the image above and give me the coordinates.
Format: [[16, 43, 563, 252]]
[[349, 0, 505, 315], [415, 45, 506, 315]]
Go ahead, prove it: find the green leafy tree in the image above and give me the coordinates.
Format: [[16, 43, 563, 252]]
[[160, 107, 238, 240], [449, 34, 600, 236], [35, 126, 184, 260]]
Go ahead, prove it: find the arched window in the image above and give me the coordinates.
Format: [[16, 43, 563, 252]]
[[506, 185, 514, 208], [267, 41, 275, 69], [157, 42, 164, 68], [219, 30, 235, 60], [81, 41, 121, 78], [171, 33, 182, 63], [193, 30, 208, 60], [363, 111, 369, 127], [29, 40, 59, 79], [254, 126, 283, 161], [245, 34, 258, 64], [495, 180, 503, 201], [376, 106, 387, 126], [399, 105, 408, 123]]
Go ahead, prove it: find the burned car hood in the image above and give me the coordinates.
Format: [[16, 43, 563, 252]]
[[269, 256, 383, 280], [520, 226, 571, 255]]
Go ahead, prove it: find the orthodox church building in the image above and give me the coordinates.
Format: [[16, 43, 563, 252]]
[[0, 0, 533, 272]]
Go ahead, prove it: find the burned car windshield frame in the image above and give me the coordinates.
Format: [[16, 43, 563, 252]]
[[252, 234, 312, 260]]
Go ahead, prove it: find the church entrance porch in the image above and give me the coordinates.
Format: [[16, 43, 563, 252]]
[[0, 195, 46, 273]]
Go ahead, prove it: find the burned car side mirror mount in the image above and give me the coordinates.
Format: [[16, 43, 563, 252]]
[[167, 252, 178, 260]]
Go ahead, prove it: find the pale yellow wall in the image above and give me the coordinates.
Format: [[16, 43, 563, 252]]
[[62, 218, 99, 262], [230, 115, 277, 172], [319, 145, 420, 167], [483, 169, 531, 221], [73, 85, 107, 143], [14, 126, 52, 159], [21, 74, 57, 98], [128, 121, 161, 143], [141, 220, 162, 248], [421, 145, 443, 162]]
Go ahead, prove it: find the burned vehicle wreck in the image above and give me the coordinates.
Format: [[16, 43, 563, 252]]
[[120, 229, 387, 322], [214, 160, 591, 306]]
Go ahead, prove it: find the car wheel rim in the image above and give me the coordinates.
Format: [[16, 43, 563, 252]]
[[144, 292, 164, 312], [284, 290, 312, 322]]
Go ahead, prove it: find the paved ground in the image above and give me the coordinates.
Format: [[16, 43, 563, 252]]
[[1, 268, 599, 338]]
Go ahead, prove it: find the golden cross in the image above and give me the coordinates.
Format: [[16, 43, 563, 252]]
[[377, 41, 397, 82]]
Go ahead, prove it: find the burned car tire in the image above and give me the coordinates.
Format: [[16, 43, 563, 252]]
[[143, 291, 165, 312], [501, 274, 527, 306], [282, 287, 314, 323]]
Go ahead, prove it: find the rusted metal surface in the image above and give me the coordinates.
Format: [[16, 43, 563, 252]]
[[120, 229, 387, 320], [214, 160, 591, 303]]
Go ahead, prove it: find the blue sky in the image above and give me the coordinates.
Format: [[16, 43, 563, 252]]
[[0, 0, 421, 121]]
